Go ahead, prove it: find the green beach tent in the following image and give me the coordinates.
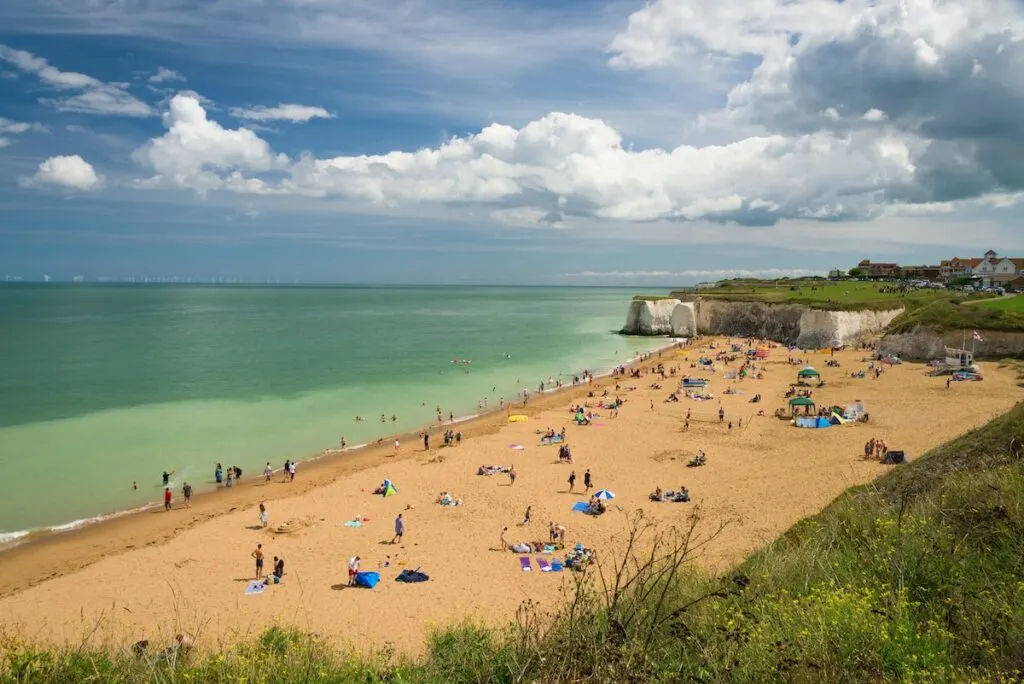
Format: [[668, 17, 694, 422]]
[[797, 367, 820, 379], [381, 479, 398, 497], [789, 396, 816, 408]]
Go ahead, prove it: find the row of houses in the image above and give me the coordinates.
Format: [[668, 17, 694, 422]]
[[848, 250, 1024, 288]]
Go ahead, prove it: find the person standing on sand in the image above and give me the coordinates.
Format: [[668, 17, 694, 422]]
[[391, 513, 405, 544], [568, 470, 576, 492], [164, 487, 172, 511], [348, 555, 360, 585], [182, 482, 192, 508], [500, 526, 509, 551], [252, 543, 264, 579], [282, 460, 290, 482], [423, 433, 430, 451], [264, 462, 273, 482], [522, 506, 531, 525], [946, 377, 951, 390], [583, 469, 592, 493], [288, 461, 296, 482], [394, 439, 400, 455], [509, 466, 517, 486], [259, 502, 268, 528]]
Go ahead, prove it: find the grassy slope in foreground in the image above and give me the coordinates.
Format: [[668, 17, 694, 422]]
[[4, 402, 1024, 682]]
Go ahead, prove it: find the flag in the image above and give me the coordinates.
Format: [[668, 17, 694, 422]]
[[972, 331, 984, 342]]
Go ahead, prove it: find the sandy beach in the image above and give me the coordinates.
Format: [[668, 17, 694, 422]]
[[0, 338, 1019, 655]]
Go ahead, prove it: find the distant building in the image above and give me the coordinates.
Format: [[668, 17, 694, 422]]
[[939, 257, 981, 281], [972, 249, 1024, 287], [900, 265, 941, 280], [856, 259, 901, 279], [828, 268, 844, 280]]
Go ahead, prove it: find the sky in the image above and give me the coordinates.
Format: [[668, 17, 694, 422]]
[[1, 0, 1024, 285]]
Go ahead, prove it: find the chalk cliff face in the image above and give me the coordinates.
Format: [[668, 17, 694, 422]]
[[623, 298, 904, 346], [623, 299, 683, 335], [795, 308, 904, 348]]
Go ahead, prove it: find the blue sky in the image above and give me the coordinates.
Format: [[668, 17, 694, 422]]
[[1, 0, 1024, 285]]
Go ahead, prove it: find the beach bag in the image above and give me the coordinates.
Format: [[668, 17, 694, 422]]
[[396, 569, 429, 583], [354, 571, 380, 588]]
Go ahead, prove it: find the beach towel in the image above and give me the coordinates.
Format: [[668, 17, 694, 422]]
[[245, 581, 265, 595], [536, 558, 552, 572], [396, 569, 429, 583], [509, 444, 525, 450], [354, 571, 380, 589], [550, 560, 564, 572], [520, 557, 532, 572], [343, 520, 363, 527], [572, 501, 590, 513]]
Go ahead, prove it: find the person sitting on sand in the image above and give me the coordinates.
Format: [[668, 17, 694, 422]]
[[650, 486, 663, 502]]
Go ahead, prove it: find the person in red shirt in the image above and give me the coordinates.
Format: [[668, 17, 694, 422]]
[[164, 487, 172, 511]]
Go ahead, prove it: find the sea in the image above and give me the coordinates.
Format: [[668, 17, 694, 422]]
[[0, 285, 668, 543]]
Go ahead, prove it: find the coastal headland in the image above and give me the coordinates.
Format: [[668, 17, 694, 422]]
[[0, 334, 1020, 656]]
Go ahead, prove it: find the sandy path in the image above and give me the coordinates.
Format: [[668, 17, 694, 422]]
[[0, 340, 1019, 655]]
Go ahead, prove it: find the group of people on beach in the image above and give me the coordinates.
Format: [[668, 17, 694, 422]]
[[863, 437, 890, 461]]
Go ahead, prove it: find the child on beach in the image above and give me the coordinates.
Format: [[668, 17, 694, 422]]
[[264, 462, 273, 481], [164, 487, 172, 511], [182, 482, 192, 508], [259, 502, 268, 528]]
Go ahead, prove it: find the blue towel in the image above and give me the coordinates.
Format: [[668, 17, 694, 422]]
[[572, 501, 590, 513]]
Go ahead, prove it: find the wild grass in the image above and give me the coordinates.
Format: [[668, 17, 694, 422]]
[[4, 403, 1024, 683], [975, 296, 1024, 313]]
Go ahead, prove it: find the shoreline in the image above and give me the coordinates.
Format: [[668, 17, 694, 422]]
[[0, 338, 678, 552], [0, 338, 683, 598]]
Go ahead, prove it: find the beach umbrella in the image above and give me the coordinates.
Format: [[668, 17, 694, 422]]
[[593, 489, 615, 500]]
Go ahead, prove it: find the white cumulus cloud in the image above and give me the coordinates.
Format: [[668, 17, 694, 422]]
[[32, 154, 103, 190], [0, 44, 152, 117], [229, 104, 333, 123], [133, 94, 290, 195]]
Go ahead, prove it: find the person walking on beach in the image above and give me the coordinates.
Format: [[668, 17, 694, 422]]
[[522, 505, 531, 525], [394, 439, 400, 455], [583, 469, 592, 493], [718, 407, 725, 423], [946, 377, 951, 390], [423, 433, 430, 451], [288, 461, 296, 482], [391, 513, 405, 544], [164, 487, 172, 511], [264, 462, 273, 481], [182, 482, 192, 508], [509, 466, 517, 486], [282, 460, 290, 482], [348, 555, 360, 585], [259, 502, 268, 528], [568, 470, 576, 492], [252, 543, 264, 580]]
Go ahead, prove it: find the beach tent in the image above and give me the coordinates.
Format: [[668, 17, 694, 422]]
[[843, 401, 866, 420], [381, 479, 398, 497], [789, 396, 816, 415], [354, 571, 381, 588], [797, 367, 820, 381], [755, 347, 770, 359], [795, 416, 831, 429], [829, 412, 849, 425]]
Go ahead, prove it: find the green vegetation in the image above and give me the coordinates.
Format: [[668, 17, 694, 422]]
[[5, 403, 1024, 682], [888, 296, 1024, 334], [975, 296, 1024, 313]]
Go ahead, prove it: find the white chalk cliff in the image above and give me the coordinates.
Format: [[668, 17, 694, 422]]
[[623, 298, 903, 346]]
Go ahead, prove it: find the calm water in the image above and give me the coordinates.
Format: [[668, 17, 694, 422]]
[[0, 285, 663, 538]]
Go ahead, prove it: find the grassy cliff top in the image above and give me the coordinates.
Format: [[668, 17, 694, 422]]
[[6, 403, 1024, 682]]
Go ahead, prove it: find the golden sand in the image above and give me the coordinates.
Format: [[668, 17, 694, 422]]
[[0, 339, 1019, 654]]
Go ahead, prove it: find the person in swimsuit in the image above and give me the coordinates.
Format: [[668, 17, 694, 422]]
[[568, 470, 576, 492], [252, 543, 264, 579], [584, 469, 592, 492], [162, 470, 173, 486], [164, 487, 172, 511], [259, 502, 268, 528], [182, 482, 192, 508], [264, 462, 273, 481]]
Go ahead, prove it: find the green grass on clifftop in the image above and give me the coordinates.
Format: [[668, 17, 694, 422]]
[[675, 281, 955, 311], [4, 403, 1024, 682], [888, 296, 1024, 333], [975, 295, 1024, 313]]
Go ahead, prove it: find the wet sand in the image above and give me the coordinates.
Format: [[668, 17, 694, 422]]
[[0, 339, 1019, 655]]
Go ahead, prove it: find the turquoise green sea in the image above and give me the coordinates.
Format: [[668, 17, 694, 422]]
[[0, 285, 665, 540]]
